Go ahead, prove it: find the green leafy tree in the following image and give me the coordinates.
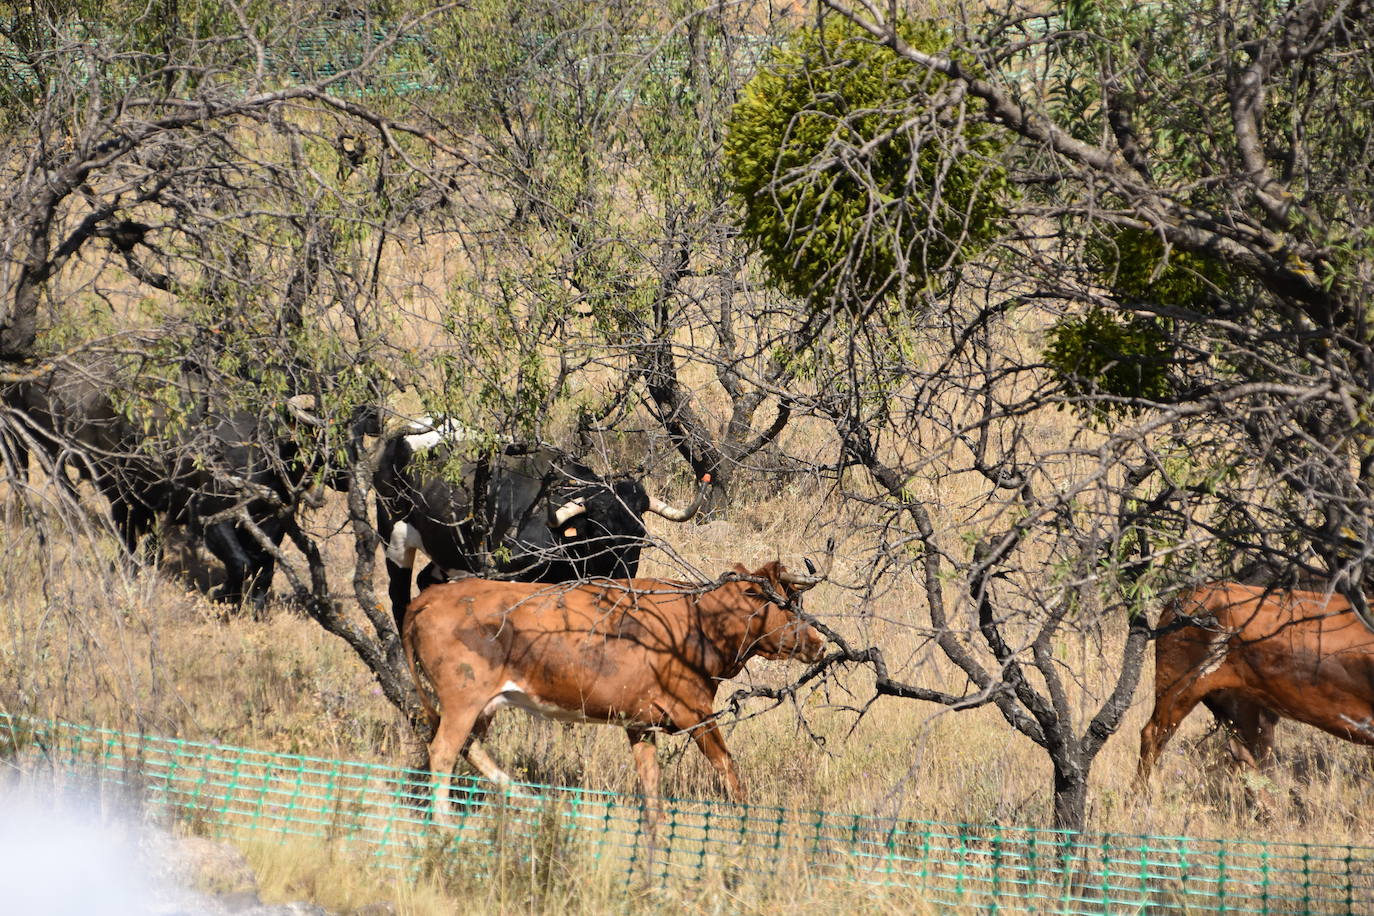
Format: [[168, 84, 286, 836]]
[[415, 0, 804, 504], [745, 0, 1374, 832], [724, 15, 1010, 316], [0, 0, 469, 736], [1043, 306, 1172, 415]]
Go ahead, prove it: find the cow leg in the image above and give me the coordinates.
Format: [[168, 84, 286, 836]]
[[89, 465, 152, 564], [1237, 701, 1281, 818], [627, 728, 660, 799], [678, 716, 745, 803], [1249, 707, 1278, 770], [109, 498, 142, 557], [1203, 691, 1283, 817], [240, 517, 286, 612], [1138, 682, 1213, 788], [627, 728, 661, 850], [383, 516, 426, 634], [460, 713, 542, 804], [0, 431, 32, 531], [106, 497, 161, 569], [204, 521, 253, 606], [131, 506, 159, 564], [416, 562, 446, 591], [107, 495, 141, 560], [1205, 691, 1278, 772], [426, 704, 484, 825], [386, 556, 415, 635], [464, 735, 516, 786]]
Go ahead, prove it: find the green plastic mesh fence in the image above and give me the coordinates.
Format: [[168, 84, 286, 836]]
[[2, 713, 1370, 914]]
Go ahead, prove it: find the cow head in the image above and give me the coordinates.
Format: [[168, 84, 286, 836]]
[[275, 392, 387, 495], [736, 560, 828, 663], [545, 470, 707, 580], [544, 475, 650, 579]]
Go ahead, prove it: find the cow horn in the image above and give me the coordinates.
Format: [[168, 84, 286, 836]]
[[551, 498, 587, 526], [646, 474, 712, 522], [285, 394, 326, 427], [779, 551, 833, 590], [363, 415, 428, 474]]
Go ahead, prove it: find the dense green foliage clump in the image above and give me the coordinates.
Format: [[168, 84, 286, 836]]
[[1087, 227, 1233, 309], [1043, 307, 1172, 417], [1043, 227, 1237, 417], [723, 16, 1010, 315]]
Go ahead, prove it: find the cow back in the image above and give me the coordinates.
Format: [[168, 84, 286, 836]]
[[1155, 582, 1374, 743]]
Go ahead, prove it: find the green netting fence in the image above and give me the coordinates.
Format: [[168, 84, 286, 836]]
[[2, 713, 1370, 914]]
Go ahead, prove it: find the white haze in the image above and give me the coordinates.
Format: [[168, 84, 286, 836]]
[[0, 789, 158, 916]]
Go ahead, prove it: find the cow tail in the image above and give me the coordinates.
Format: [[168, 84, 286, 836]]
[[402, 599, 442, 732]]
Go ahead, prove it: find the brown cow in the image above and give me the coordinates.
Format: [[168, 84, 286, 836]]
[[402, 560, 827, 823], [1137, 582, 1374, 786]]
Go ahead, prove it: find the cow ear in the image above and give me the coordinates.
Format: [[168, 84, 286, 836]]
[[746, 562, 788, 601], [618, 480, 649, 513], [771, 563, 792, 599]]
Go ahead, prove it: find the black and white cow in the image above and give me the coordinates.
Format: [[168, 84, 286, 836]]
[[373, 418, 707, 633]]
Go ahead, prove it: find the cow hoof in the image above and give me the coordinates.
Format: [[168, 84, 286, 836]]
[[209, 587, 269, 620]]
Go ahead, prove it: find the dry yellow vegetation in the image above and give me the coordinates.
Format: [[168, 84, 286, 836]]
[[3, 449, 1373, 913]]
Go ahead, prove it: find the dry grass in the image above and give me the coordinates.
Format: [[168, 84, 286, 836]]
[[232, 826, 951, 916], [10, 8, 1371, 912], [2, 269, 1371, 908], [4, 457, 1374, 914]]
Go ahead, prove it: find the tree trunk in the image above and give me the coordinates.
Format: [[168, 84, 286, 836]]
[[1051, 760, 1089, 833]]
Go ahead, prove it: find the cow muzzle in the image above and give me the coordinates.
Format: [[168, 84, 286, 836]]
[[774, 622, 825, 663], [797, 626, 826, 663]]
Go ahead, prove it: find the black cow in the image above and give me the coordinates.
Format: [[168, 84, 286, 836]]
[[156, 396, 345, 606], [373, 417, 707, 633], [2, 359, 161, 550], [2, 360, 365, 607]]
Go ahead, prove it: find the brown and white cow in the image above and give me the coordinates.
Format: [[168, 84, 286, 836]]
[[1137, 582, 1374, 786], [402, 560, 827, 822]]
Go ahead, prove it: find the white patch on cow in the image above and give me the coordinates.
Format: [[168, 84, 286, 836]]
[[404, 416, 476, 452], [403, 429, 445, 452], [403, 415, 513, 453], [481, 679, 596, 724], [1196, 626, 1234, 679], [405, 415, 438, 432], [385, 521, 425, 567]]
